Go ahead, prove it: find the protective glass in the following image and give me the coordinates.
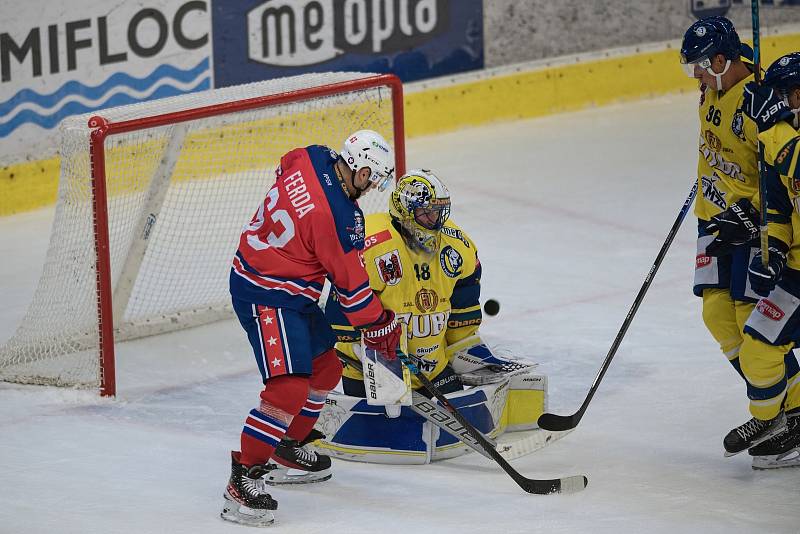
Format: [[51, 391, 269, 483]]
[[680, 55, 712, 78], [371, 171, 394, 192]]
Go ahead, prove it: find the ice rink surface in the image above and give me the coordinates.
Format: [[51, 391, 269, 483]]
[[0, 94, 797, 534]]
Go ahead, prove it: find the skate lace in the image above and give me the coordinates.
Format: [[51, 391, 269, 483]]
[[737, 418, 767, 440], [242, 474, 271, 497], [295, 446, 316, 464]]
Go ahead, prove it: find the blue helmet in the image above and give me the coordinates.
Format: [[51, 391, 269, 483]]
[[680, 16, 742, 64], [764, 53, 800, 93]]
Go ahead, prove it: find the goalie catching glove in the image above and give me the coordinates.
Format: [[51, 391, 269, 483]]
[[362, 309, 403, 360], [704, 198, 760, 257], [447, 335, 534, 385]]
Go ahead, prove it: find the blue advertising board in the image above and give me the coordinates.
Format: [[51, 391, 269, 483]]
[[211, 0, 483, 86]]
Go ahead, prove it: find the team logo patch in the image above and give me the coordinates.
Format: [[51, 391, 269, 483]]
[[757, 299, 785, 321], [408, 354, 437, 373], [440, 245, 463, 278], [780, 56, 792, 67], [696, 254, 712, 269], [376, 249, 403, 285], [704, 130, 722, 152], [415, 288, 439, 313], [695, 26, 707, 37], [731, 111, 745, 141], [347, 211, 365, 248], [701, 173, 727, 210]]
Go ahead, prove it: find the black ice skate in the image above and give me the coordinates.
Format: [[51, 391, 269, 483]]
[[266, 429, 332, 485], [221, 452, 278, 527], [749, 410, 800, 470], [723, 412, 787, 457]]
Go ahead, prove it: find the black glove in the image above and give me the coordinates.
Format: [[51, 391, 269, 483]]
[[748, 238, 789, 297], [742, 81, 794, 133], [704, 198, 760, 257]]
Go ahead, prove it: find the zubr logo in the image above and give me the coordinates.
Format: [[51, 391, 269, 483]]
[[247, 0, 442, 67]]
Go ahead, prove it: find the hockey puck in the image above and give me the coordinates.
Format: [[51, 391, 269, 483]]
[[483, 299, 500, 316]]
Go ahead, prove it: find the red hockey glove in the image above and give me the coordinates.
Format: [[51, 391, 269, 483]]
[[362, 310, 402, 360]]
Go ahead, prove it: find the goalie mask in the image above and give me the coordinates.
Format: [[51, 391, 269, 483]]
[[389, 169, 451, 255]]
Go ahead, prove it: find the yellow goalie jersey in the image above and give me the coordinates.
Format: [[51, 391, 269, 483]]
[[325, 212, 482, 386], [694, 74, 761, 222]]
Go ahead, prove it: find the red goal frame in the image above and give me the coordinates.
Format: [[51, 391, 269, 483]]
[[87, 74, 406, 396]]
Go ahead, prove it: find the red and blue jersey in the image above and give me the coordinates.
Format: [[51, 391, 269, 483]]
[[230, 145, 384, 328]]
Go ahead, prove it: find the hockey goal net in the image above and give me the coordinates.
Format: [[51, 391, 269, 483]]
[[0, 72, 405, 396]]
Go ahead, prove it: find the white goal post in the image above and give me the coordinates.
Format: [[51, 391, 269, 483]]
[[0, 72, 406, 396]]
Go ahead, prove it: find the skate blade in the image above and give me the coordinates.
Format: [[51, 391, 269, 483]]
[[264, 466, 332, 485], [220, 502, 275, 527], [752, 448, 800, 470]]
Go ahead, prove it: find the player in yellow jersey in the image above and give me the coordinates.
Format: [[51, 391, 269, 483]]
[[680, 17, 771, 435], [327, 169, 530, 395], [727, 53, 800, 467], [316, 170, 543, 464]]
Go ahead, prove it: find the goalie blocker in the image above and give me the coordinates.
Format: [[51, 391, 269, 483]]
[[312, 365, 547, 464]]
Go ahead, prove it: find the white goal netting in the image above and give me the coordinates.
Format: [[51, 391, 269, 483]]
[[0, 72, 402, 391]]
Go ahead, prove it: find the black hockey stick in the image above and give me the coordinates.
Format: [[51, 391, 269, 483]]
[[751, 0, 770, 267], [397, 353, 588, 495], [538, 181, 698, 432], [338, 353, 499, 452]]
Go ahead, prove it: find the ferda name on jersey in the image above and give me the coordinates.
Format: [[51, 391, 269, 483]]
[[283, 170, 316, 219]]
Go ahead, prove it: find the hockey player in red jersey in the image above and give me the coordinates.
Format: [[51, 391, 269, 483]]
[[221, 130, 403, 527]]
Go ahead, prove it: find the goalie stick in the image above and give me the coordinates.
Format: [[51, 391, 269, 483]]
[[338, 354, 572, 461], [538, 181, 698, 432], [397, 353, 587, 495]]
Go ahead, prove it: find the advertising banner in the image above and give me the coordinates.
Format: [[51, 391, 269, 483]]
[[212, 0, 483, 87], [0, 0, 212, 163]]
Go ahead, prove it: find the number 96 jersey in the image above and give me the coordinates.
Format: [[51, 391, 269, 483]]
[[325, 212, 483, 384], [694, 75, 761, 222]]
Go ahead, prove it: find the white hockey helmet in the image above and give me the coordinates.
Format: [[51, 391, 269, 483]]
[[340, 129, 396, 192], [389, 169, 451, 254]]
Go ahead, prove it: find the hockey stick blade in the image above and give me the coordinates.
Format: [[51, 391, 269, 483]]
[[537, 412, 581, 432], [538, 181, 698, 433], [497, 428, 574, 461], [520, 475, 588, 495], [398, 353, 588, 495]]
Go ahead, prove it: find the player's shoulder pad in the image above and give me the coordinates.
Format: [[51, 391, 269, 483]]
[[440, 220, 476, 251], [775, 136, 800, 179], [438, 219, 478, 280], [362, 213, 396, 254]]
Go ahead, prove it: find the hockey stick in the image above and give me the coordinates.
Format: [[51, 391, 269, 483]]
[[398, 353, 588, 495], [338, 353, 572, 461], [538, 181, 699, 432], [338, 353, 497, 450], [751, 0, 770, 267]]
